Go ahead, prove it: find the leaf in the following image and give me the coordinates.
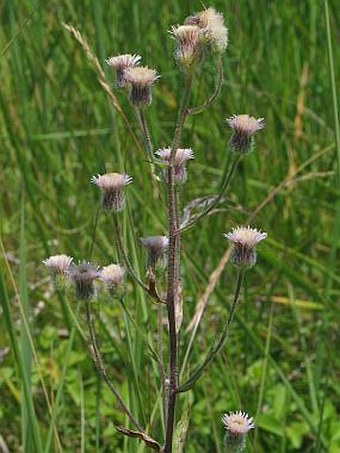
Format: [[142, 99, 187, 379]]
[[173, 405, 191, 453], [116, 427, 161, 451], [256, 413, 284, 436]]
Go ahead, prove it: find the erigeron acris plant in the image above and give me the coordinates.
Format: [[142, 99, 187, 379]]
[[45, 7, 267, 452]]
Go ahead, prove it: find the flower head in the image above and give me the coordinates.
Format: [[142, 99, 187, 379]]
[[68, 261, 100, 300], [226, 114, 265, 154], [224, 226, 267, 268], [140, 236, 169, 269], [170, 25, 202, 68], [91, 172, 132, 212], [43, 254, 73, 276], [156, 148, 194, 184], [186, 7, 228, 53], [99, 263, 125, 292], [124, 66, 160, 107], [105, 54, 141, 88], [222, 411, 254, 450]]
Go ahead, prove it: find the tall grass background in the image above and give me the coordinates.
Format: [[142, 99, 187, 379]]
[[0, 0, 339, 451]]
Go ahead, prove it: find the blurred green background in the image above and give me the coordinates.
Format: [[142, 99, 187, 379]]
[[1, 0, 339, 451]]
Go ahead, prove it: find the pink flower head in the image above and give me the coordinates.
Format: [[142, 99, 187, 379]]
[[105, 54, 141, 87], [91, 172, 132, 212], [42, 254, 73, 276], [123, 66, 160, 107], [224, 226, 267, 268], [226, 114, 265, 154], [156, 148, 194, 184]]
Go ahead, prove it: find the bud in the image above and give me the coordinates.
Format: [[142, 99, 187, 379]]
[[226, 114, 265, 154], [221, 411, 254, 452], [224, 226, 267, 268], [68, 261, 100, 301], [99, 263, 125, 295], [140, 236, 169, 269], [42, 254, 73, 276], [105, 54, 141, 88], [123, 66, 160, 107], [185, 7, 228, 54], [91, 172, 132, 212], [170, 25, 202, 69], [156, 148, 194, 184]]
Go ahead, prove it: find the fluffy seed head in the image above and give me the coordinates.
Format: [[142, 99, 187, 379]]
[[226, 114, 265, 154], [140, 236, 169, 269], [105, 54, 141, 88], [186, 7, 228, 53], [124, 66, 160, 107], [99, 264, 125, 290], [43, 254, 73, 276], [91, 172, 132, 211], [170, 25, 202, 68], [68, 261, 100, 300], [156, 148, 194, 184], [224, 226, 267, 268]]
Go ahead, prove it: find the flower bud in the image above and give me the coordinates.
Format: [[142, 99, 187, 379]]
[[226, 114, 265, 154], [170, 25, 202, 69], [105, 54, 141, 88], [91, 172, 132, 212], [140, 236, 169, 269], [43, 254, 73, 276], [221, 411, 254, 452], [156, 148, 194, 184], [224, 226, 267, 268], [99, 263, 125, 295], [68, 261, 100, 301], [123, 66, 160, 108]]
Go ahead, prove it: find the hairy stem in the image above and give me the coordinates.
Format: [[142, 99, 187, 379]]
[[164, 71, 193, 453], [177, 269, 245, 393], [84, 301, 142, 431], [134, 107, 154, 161]]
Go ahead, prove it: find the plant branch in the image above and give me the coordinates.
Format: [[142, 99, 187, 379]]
[[188, 55, 224, 116], [84, 301, 142, 431], [113, 215, 164, 303], [180, 153, 242, 233], [177, 269, 245, 393]]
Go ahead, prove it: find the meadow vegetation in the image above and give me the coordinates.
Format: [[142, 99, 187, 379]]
[[0, 0, 339, 451]]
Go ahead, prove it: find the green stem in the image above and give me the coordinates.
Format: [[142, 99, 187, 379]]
[[84, 301, 142, 431], [181, 153, 242, 233], [188, 55, 224, 115], [177, 269, 245, 393]]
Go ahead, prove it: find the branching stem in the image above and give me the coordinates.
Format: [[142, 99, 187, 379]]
[[164, 71, 193, 453]]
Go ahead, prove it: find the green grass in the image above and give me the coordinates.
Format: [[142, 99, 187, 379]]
[[1, 0, 340, 451]]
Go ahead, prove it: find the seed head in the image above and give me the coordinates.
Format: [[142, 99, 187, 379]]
[[140, 236, 169, 269], [226, 114, 265, 154], [224, 226, 267, 268], [105, 54, 141, 88], [123, 66, 160, 107], [43, 254, 73, 276], [186, 7, 228, 53], [91, 172, 132, 212], [222, 411, 254, 450], [156, 148, 194, 184], [170, 25, 202, 68], [99, 264, 125, 292], [68, 261, 100, 300]]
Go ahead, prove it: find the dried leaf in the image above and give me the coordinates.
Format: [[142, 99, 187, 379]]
[[116, 426, 161, 451]]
